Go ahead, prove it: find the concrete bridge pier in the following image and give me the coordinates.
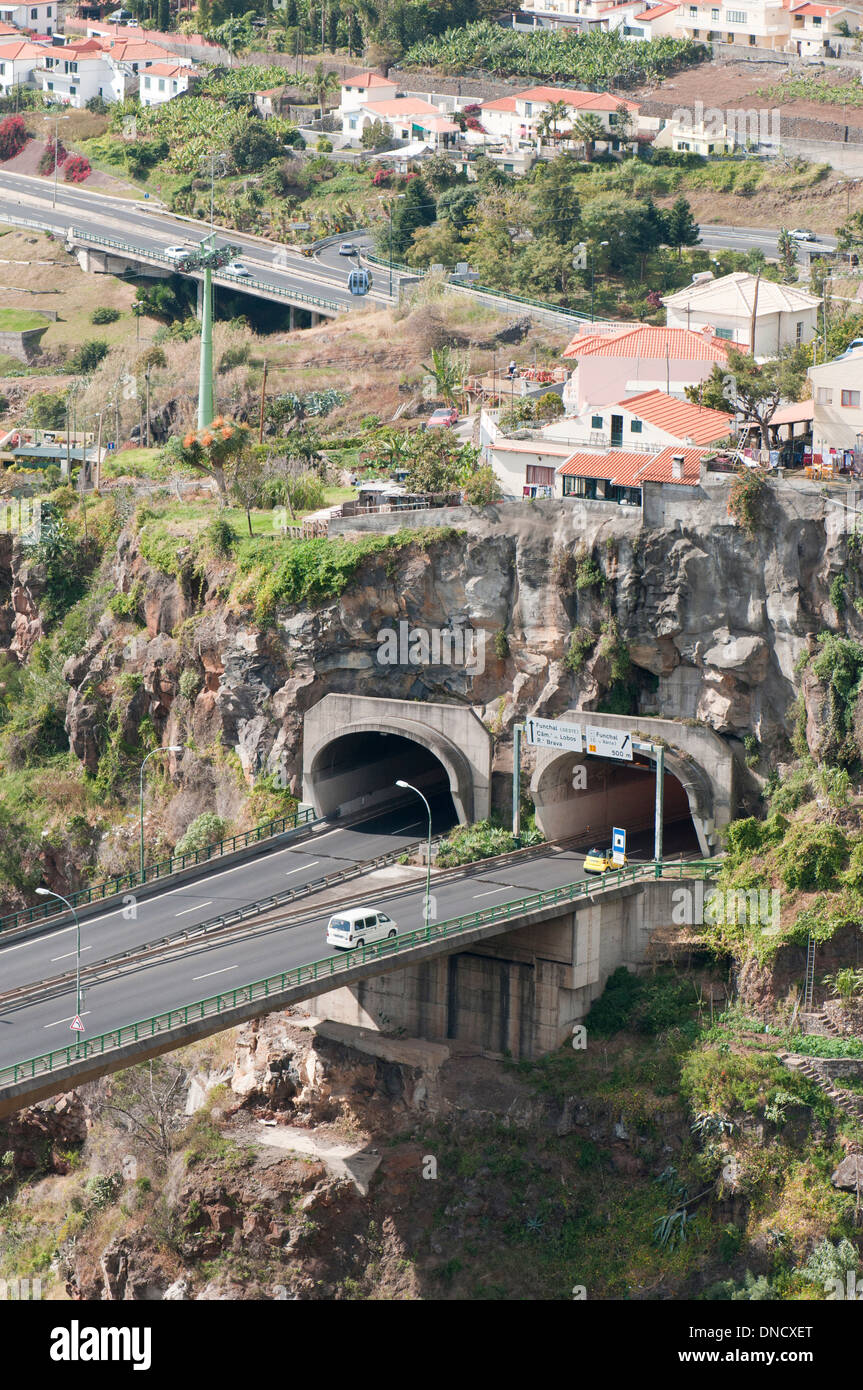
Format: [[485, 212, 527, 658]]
[[71, 246, 169, 280], [312, 878, 696, 1058]]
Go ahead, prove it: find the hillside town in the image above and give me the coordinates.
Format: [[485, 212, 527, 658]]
[[1, 0, 863, 1343]]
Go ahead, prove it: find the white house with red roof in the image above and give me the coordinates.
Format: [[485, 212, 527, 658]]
[[140, 61, 200, 106], [37, 33, 189, 106], [479, 84, 640, 150], [0, 36, 44, 93], [557, 444, 706, 505], [561, 323, 732, 412], [544, 388, 735, 451], [338, 69, 398, 114], [788, 2, 860, 53], [341, 94, 461, 148], [0, 2, 56, 35]]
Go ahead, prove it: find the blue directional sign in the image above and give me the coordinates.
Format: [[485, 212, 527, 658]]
[[612, 826, 626, 864]]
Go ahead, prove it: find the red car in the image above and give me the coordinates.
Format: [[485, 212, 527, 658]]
[[427, 406, 459, 429]]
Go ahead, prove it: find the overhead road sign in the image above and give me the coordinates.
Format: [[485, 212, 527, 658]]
[[525, 718, 584, 752], [585, 727, 633, 762]]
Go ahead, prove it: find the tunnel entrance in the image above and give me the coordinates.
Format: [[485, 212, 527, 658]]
[[533, 752, 700, 857], [308, 731, 459, 831]]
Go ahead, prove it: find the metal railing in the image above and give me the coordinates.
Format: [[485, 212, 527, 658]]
[[0, 805, 319, 937], [0, 857, 720, 1089], [66, 229, 346, 314]]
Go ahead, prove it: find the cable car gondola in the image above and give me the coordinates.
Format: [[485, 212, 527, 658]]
[[348, 267, 372, 296]]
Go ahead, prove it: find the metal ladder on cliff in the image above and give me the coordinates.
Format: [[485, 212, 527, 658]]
[[804, 934, 817, 1012]]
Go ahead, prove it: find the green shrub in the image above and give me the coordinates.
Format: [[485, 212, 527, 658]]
[[564, 626, 595, 674], [203, 515, 238, 559], [780, 821, 847, 892], [178, 669, 201, 702], [91, 306, 121, 325], [435, 819, 542, 868], [174, 812, 227, 856], [67, 339, 109, 374]]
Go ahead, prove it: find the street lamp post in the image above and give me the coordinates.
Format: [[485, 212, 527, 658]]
[[396, 779, 433, 927], [36, 887, 82, 1036], [139, 745, 182, 879], [590, 239, 609, 323], [51, 111, 70, 211]]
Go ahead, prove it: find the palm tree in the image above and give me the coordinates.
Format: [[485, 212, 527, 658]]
[[547, 99, 569, 141], [573, 114, 606, 164], [422, 346, 465, 406]]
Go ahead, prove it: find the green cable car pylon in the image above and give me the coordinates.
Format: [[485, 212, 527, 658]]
[[174, 233, 237, 430]]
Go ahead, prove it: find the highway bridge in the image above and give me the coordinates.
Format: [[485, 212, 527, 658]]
[[0, 698, 733, 1110], [0, 170, 397, 319]]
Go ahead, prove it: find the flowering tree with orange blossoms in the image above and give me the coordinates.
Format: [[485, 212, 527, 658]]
[[175, 417, 252, 502]]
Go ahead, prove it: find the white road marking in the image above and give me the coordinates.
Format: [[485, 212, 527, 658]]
[[392, 821, 422, 834], [50, 946, 92, 962], [44, 1011, 91, 1029], [192, 965, 239, 981], [175, 901, 212, 917], [472, 886, 513, 899], [285, 861, 318, 876]]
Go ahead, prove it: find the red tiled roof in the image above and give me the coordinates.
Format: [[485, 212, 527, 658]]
[[342, 70, 398, 88], [0, 39, 44, 57], [633, 2, 681, 17], [362, 97, 439, 117], [563, 324, 731, 362], [558, 444, 705, 486], [514, 84, 639, 113], [143, 61, 199, 77], [480, 96, 518, 112], [613, 389, 734, 444], [791, 3, 842, 14]]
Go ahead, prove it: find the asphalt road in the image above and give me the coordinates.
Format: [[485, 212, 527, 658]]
[[0, 818, 697, 1070], [0, 795, 457, 997], [0, 170, 394, 311], [697, 222, 838, 255]]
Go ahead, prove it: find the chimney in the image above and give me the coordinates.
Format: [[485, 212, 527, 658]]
[[671, 453, 684, 481]]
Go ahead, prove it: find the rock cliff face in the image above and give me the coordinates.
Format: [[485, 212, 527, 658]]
[[49, 482, 845, 809], [0, 534, 46, 663]]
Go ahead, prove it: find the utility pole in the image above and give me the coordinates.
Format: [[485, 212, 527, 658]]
[[259, 359, 268, 443], [144, 363, 151, 448], [95, 410, 103, 491]]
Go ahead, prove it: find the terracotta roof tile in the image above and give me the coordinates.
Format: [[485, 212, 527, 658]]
[[563, 325, 731, 362]]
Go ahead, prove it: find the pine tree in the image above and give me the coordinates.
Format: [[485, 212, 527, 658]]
[[157, 0, 169, 31], [666, 196, 700, 259]]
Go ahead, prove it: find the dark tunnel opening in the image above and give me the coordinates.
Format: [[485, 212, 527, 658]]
[[309, 731, 459, 833]]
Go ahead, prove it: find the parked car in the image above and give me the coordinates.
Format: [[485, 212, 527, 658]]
[[326, 907, 399, 950], [583, 847, 626, 874], [839, 337, 863, 359], [789, 228, 817, 242], [427, 406, 459, 429], [338, 242, 357, 256], [226, 260, 252, 278]]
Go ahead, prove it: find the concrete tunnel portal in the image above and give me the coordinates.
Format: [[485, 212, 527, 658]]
[[302, 697, 728, 856], [531, 749, 701, 856], [308, 730, 459, 829], [302, 695, 494, 830]]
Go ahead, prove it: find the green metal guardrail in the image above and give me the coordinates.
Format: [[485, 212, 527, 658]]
[[69, 229, 346, 314], [360, 250, 600, 323], [448, 277, 594, 323], [0, 806, 318, 937], [0, 857, 721, 1089]]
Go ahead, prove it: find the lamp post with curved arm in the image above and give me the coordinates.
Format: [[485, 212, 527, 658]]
[[396, 779, 433, 927], [140, 745, 182, 880], [35, 887, 82, 1037]]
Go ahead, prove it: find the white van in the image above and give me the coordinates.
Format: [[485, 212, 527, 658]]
[[326, 907, 399, 950]]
